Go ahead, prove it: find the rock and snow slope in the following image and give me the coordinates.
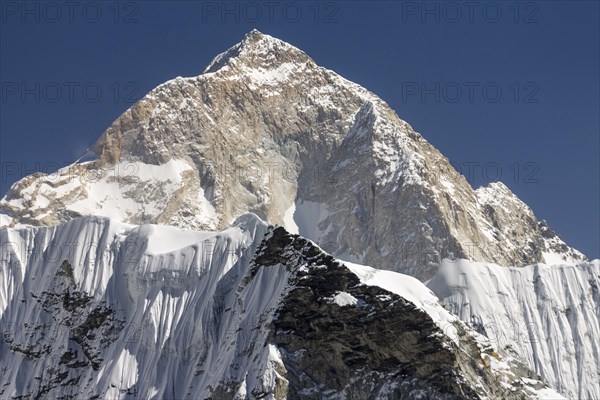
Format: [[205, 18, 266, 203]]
[[0, 215, 564, 399], [0, 30, 585, 281], [0, 29, 595, 399], [427, 259, 600, 399]]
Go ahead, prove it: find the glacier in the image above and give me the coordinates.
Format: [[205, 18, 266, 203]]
[[0, 216, 565, 399], [427, 259, 600, 399]]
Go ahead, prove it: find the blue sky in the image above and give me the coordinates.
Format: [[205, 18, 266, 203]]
[[1, 1, 598, 258]]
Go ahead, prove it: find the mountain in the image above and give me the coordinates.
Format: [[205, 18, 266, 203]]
[[0, 29, 596, 398], [0, 215, 564, 399], [0, 30, 586, 282], [427, 259, 600, 399]]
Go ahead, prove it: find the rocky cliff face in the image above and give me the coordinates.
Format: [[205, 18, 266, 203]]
[[0, 29, 585, 281], [0, 216, 563, 399], [256, 227, 561, 399]]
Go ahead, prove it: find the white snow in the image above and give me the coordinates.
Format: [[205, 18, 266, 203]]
[[134, 224, 214, 255], [345, 262, 460, 344], [541, 251, 568, 265], [243, 62, 305, 89], [0, 214, 571, 399], [69, 159, 192, 220], [0, 212, 12, 226], [427, 258, 600, 399], [0, 159, 209, 229], [293, 200, 329, 242], [282, 203, 299, 234], [533, 387, 568, 399], [108, 349, 138, 390], [330, 291, 359, 307], [0, 213, 280, 399]]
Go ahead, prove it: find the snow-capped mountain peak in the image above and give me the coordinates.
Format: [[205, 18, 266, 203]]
[[0, 30, 587, 279], [204, 29, 314, 74]]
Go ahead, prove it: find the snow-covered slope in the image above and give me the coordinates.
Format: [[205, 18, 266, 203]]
[[0, 214, 269, 398], [427, 259, 600, 399], [0, 159, 217, 229], [0, 216, 563, 399], [0, 30, 586, 280]]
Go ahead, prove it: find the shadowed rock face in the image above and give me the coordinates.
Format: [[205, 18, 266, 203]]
[[252, 227, 556, 399], [262, 230, 466, 398], [0, 30, 585, 280]]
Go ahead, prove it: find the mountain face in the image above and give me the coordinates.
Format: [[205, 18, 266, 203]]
[[0, 30, 585, 282], [427, 259, 600, 399], [0, 29, 595, 399], [0, 215, 563, 399]]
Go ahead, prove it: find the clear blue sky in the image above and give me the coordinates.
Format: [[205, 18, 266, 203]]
[[1, 1, 598, 258]]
